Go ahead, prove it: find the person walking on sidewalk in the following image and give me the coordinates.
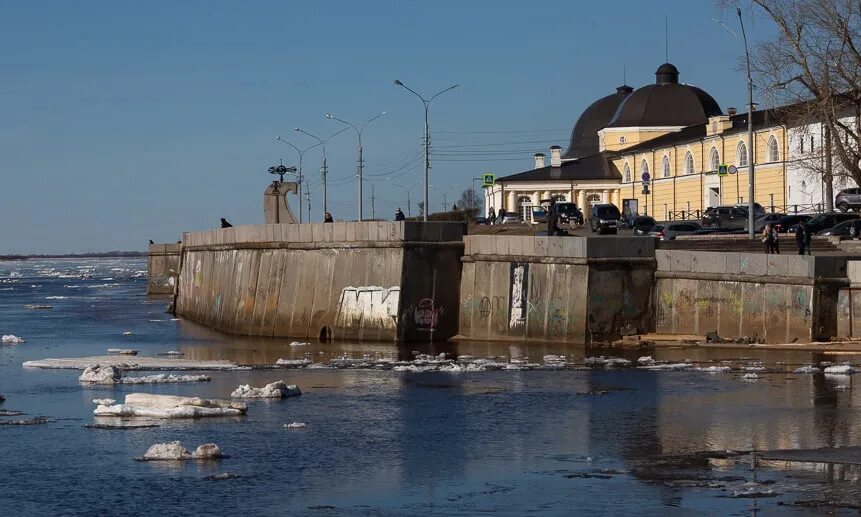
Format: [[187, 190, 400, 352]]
[[394, 208, 406, 221], [762, 223, 779, 254], [795, 221, 812, 255]]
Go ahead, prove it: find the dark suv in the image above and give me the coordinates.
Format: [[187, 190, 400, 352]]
[[836, 188, 861, 212], [590, 203, 621, 234], [555, 202, 584, 225], [702, 205, 749, 229]]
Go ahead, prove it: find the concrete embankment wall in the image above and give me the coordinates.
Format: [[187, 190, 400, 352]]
[[458, 236, 655, 344], [176, 222, 463, 342], [837, 261, 861, 339], [147, 243, 181, 295], [655, 250, 849, 343]]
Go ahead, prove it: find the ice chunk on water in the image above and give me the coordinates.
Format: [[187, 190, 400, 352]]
[[230, 381, 301, 399], [95, 393, 246, 418], [141, 441, 223, 461], [637, 356, 654, 364], [79, 365, 122, 384], [2, 335, 24, 344], [285, 422, 306, 429], [275, 358, 312, 367], [824, 364, 855, 374], [92, 398, 116, 406], [289, 341, 310, 347], [793, 365, 821, 374]]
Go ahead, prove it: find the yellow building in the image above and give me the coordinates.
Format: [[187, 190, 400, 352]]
[[485, 63, 796, 221]]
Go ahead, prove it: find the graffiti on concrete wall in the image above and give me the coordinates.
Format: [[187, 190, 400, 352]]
[[509, 263, 529, 329], [408, 298, 444, 332], [335, 286, 400, 330]]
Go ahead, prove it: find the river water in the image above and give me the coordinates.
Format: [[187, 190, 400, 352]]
[[3, 258, 861, 515]]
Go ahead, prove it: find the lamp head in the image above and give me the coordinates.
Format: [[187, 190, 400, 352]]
[[293, 127, 300, 132], [325, 113, 333, 119], [394, 80, 403, 86]]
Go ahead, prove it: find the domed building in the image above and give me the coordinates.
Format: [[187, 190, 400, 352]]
[[484, 62, 802, 222]]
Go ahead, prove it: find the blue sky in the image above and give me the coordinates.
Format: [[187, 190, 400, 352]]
[[0, 0, 772, 253]]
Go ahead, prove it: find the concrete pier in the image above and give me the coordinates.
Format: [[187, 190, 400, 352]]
[[175, 222, 464, 342], [458, 236, 655, 343], [147, 243, 181, 295]]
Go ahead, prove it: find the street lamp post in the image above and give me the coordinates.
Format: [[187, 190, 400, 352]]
[[325, 112, 386, 221], [738, 7, 756, 240], [394, 80, 459, 222], [274, 137, 321, 224], [384, 178, 416, 217], [292, 127, 349, 220]]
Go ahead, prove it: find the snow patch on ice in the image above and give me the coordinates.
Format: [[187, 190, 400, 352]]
[[824, 364, 855, 374], [793, 365, 821, 374]]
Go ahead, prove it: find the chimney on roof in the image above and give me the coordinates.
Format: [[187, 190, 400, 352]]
[[727, 107, 737, 116], [533, 153, 546, 169], [550, 146, 562, 167]]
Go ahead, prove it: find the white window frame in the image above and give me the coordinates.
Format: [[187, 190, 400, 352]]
[[684, 151, 694, 175], [662, 155, 671, 178], [737, 141, 748, 167], [623, 163, 631, 183], [709, 147, 720, 171]]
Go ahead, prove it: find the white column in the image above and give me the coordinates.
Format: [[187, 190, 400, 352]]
[[577, 190, 586, 209], [543, 190, 551, 202], [569, 188, 576, 204], [602, 189, 610, 203], [507, 191, 516, 213], [532, 191, 540, 204]]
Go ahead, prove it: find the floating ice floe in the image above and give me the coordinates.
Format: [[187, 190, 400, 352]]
[[24, 356, 238, 371], [140, 441, 223, 461], [121, 331, 133, 336], [793, 365, 822, 374], [824, 364, 856, 375], [78, 365, 210, 385], [637, 356, 654, 364], [285, 422, 306, 429], [289, 341, 310, 347], [693, 365, 733, 373], [92, 398, 116, 406], [230, 381, 301, 399], [741, 373, 760, 381], [639, 362, 694, 371], [2, 334, 24, 344], [45, 296, 67, 300], [107, 348, 138, 356], [23, 304, 52, 310], [275, 358, 313, 368], [157, 351, 185, 356], [94, 393, 246, 418], [0, 417, 48, 426], [584, 356, 631, 368]]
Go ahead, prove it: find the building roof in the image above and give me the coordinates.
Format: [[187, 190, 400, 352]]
[[606, 63, 723, 128], [497, 153, 621, 183], [612, 107, 790, 155], [563, 85, 633, 159]]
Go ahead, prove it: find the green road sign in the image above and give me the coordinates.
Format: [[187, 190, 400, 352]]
[[718, 164, 728, 176], [482, 173, 495, 186]]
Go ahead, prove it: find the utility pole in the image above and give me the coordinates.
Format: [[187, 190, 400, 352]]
[[326, 112, 386, 221], [305, 189, 311, 222], [293, 127, 349, 221], [394, 80, 459, 222]]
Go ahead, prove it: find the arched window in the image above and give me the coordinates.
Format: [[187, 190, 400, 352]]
[[641, 159, 650, 179], [623, 163, 631, 183], [619, 136, 627, 144], [517, 196, 533, 222], [552, 194, 567, 202], [709, 147, 720, 171], [662, 155, 671, 178], [767, 135, 779, 162], [586, 193, 601, 205], [684, 151, 694, 175], [737, 141, 748, 167]]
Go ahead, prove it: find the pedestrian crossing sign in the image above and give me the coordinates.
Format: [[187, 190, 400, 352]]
[[482, 173, 495, 186], [718, 164, 728, 176]]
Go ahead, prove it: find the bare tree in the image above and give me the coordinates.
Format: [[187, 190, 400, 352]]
[[732, 0, 861, 209], [457, 188, 482, 212]]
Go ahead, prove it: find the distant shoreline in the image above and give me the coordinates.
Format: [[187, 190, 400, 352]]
[[0, 251, 146, 261]]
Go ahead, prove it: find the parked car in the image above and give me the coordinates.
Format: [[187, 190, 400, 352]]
[[555, 202, 584, 225], [631, 216, 657, 236], [474, 216, 488, 225], [500, 213, 521, 224], [836, 187, 861, 212], [649, 221, 703, 241], [804, 212, 860, 234], [735, 202, 766, 217], [816, 219, 860, 237], [774, 214, 812, 233], [754, 213, 786, 232], [590, 203, 621, 234], [702, 205, 750, 229], [531, 207, 548, 224]]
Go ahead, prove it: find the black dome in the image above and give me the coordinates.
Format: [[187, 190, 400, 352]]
[[563, 85, 633, 159], [606, 63, 722, 128]]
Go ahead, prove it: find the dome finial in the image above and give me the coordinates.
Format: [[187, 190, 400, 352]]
[[656, 63, 679, 84]]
